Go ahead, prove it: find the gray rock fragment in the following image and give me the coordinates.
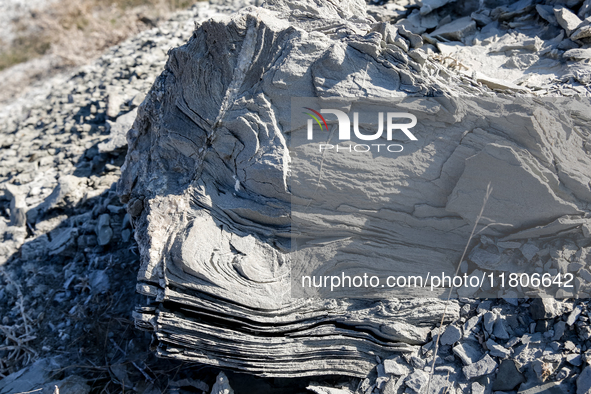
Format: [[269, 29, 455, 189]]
[[420, 0, 454, 16], [397, 25, 423, 49], [483, 312, 496, 335], [440, 325, 462, 345], [431, 17, 477, 41], [513, 343, 544, 366], [3, 183, 26, 227], [121, 228, 131, 243], [493, 318, 510, 340], [95, 213, 113, 246], [464, 316, 481, 339], [486, 339, 510, 358], [530, 298, 563, 320], [98, 108, 138, 153], [571, 25, 591, 40], [580, 0, 591, 19], [472, 382, 485, 394], [27, 175, 85, 223], [519, 381, 573, 394], [128, 198, 143, 217], [404, 370, 428, 394], [383, 357, 410, 376], [537, 5, 558, 25], [307, 386, 353, 394], [521, 243, 539, 261], [48, 227, 78, 256], [462, 354, 497, 380], [567, 305, 583, 326], [20, 234, 49, 261], [567, 354, 582, 366], [553, 321, 567, 340], [554, 7, 584, 36], [89, 270, 110, 295], [0, 358, 67, 394], [493, 360, 525, 392], [564, 48, 591, 60], [454, 342, 484, 366], [107, 86, 126, 118], [577, 366, 591, 394]]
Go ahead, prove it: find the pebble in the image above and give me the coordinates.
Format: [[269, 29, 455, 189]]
[[462, 354, 498, 380]]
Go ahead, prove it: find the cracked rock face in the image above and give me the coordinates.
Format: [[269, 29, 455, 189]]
[[119, 0, 591, 377]]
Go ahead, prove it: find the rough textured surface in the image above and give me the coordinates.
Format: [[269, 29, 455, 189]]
[[115, 0, 591, 382], [119, 0, 466, 378]]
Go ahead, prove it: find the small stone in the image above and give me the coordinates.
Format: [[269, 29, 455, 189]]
[[397, 25, 423, 48], [580, 0, 591, 19], [408, 49, 428, 65], [513, 343, 544, 366], [580, 269, 591, 283], [577, 324, 591, 342], [553, 321, 567, 340], [486, 339, 510, 359], [474, 72, 528, 92], [530, 298, 563, 320], [567, 354, 582, 366], [492, 360, 525, 392], [48, 228, 78, 256], [464, 315, 481, 339], [556, 288, 574, 298], [554, 7, 584, 36], [477, 301, 492, 313], [89, 270, 110, 295], [537, 5, 558, 25], [521, 333, 543, 344], [521, 243, 539, 261], [128, 198, 144, 217], [107, 205, 125, 214], [483, 311, 496, 335], [472, 382, 485, 394], [567, 305, 583, 326], [461, 304, 471, 316], [462, 354, 497, 380], [572, 25, 591, 40], [564, 48, 591, 60], [431, 17, 477, 42], [107, 88, 125, 118], [4, 183, 27, 228], [577, 366, 591, 394], [98, 108, 137, 153], [121, 229, 132, 243], [493, 318, 510, 340], [440, 325, 462, 345], [454, 341, 483, 365], [95, 213, 113, 246], [404, 370, 428, 394], [419, 0, 453, 16], [383, 357, 410, 376]]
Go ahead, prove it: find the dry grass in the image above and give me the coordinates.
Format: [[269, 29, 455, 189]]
[[0, 0, 195, 71], [0, 269, 37, 377]]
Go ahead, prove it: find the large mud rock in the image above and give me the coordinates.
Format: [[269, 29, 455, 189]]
[[118, 0, 591, 377]]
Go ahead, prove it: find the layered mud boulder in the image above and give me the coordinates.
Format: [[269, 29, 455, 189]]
[[118, 0, 591, 377]]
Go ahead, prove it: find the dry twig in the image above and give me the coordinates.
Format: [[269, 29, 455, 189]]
[[426, 183, 493, 394]]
